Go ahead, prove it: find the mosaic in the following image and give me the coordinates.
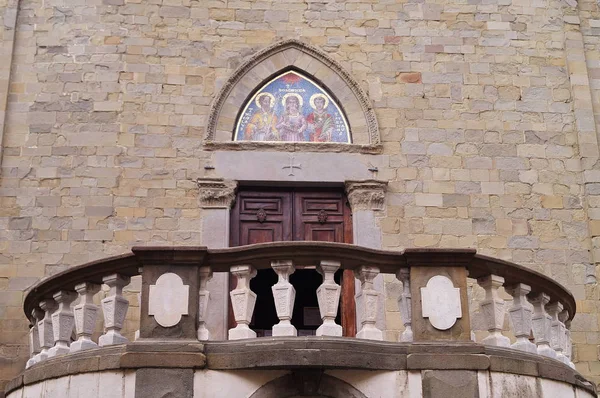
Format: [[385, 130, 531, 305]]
[[234, 71, 351, 143]]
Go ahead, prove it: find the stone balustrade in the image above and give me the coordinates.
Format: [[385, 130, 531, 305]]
[[22, 243, 576, 370]]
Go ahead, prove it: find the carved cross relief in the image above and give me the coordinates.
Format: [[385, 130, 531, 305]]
[[282, 155, 302, 176]]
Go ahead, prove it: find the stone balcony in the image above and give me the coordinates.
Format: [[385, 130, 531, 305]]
[[5, 242, 597, 398]]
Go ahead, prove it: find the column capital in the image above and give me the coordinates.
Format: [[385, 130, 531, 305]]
[[197, 177, 238, 209], [344, 179, 387, 211]]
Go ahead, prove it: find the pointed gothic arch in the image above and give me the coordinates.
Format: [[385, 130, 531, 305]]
[[205, 39, 380, 146]]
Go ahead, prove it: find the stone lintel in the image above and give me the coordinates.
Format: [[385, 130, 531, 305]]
[[344, 179, 387, 211], [196, 177, 237, 209], [203, 141, 384, 154]]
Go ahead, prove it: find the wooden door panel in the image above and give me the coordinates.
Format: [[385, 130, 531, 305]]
[[240, 198, 284, 215], [301, 224, 344, 243], [293, 191, 345, 241], [293, 190, 356, 337], [230, 190, 292, 246], [302, 199, 343, 213], [244, 227, 278, 245]]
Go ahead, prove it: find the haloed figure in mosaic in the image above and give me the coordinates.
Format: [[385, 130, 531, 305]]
[[307, 94, 334, 142], [276, 93, 307, 142], [245, 93, 278, 141]]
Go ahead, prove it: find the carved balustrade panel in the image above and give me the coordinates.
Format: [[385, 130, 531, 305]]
[[21, 243, 577, 371]]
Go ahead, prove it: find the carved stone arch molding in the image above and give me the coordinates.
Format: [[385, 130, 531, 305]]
[[249, 371, 368, 398], [205, 39, 380, 147]]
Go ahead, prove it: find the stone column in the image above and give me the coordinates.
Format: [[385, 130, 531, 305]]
[[505, 283, 537, 353], [355, 265, 382, 340], [26, 308, 44, 368], [198, 177, 237, 340], [198, 266, 213, 341], [99, 274, 131, 346], [71, 282, 101, 353], [345, 180, 387, 334], [478, 275, 510, 347], [316, 260, 342, 337], [229, 265, 257, 340], [530, 293, 556, 358], [396, 268, 413, 342], [37, 299, 57, 362], [271, 260, 297, 337], [48, 291, 77, 357], [547, 302, 567, 364]]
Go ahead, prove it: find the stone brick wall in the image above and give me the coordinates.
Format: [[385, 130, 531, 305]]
[[0, 0, 18, 163], [1, 0, 600, 391]]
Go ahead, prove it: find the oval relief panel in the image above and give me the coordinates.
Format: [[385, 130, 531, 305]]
[[420, 275, 462, 330], [148, 272, 190, 328]]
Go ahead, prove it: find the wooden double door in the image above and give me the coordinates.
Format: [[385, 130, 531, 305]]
[[230, 187, 356, 336]]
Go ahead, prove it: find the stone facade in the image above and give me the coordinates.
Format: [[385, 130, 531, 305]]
[[1, 0, 600, 394], [4, 339, 597, 398], [5, 369, 596, 398]]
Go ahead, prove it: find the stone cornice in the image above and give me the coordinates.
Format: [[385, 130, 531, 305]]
[[196, 178, 237, 209], [344, 180, 388, 211], [6, 340, 595, 397]]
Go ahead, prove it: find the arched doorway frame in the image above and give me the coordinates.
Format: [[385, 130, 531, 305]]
[[249, 371, 368, 398], [197, 40, 388, 340], [204, 39, 380, 146]]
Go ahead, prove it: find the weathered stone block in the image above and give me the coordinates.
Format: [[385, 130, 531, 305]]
[[421, 370, 478, 398]]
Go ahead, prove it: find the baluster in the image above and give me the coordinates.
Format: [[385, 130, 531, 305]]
[[478, 275, 510, 347], [505, 283, 537, 353], [316, 260, 342, 337], [547, 302, 568, 364], [355, 265, 382, 340], [135, 292, 141, 341], [198, 266, 213, 341], [71, 283, 101, 352], [37, 299, 57, 362], [564, 317, 575, 368], [26, 308, 44, 368], [99, 274, 131, 346], [530, 293, 557, 358], [229, 265, 257, 340], [396, 268, 413, 342], [135, 267, 142, 341], [271, 260, 297, 337], [559, 310, 572, 366], [48, 291, 77, 357]]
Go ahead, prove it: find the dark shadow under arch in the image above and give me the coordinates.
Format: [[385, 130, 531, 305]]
[[249, 370, 368, 398]]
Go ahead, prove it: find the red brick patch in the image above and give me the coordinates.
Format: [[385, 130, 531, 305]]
[[399, 72, 422, 83]]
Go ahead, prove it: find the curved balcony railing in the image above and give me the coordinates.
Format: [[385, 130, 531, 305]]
[[23, 242, 576, 370]]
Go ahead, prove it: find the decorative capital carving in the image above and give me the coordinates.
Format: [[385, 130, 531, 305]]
[[345, 180, 387, 211], [196, 178, 237, 209]]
